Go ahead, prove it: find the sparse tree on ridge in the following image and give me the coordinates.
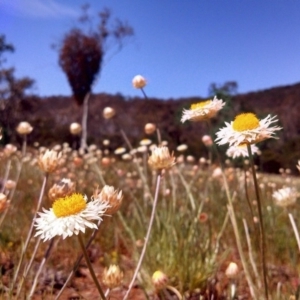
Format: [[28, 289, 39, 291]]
[[58, 5, 134, 150]]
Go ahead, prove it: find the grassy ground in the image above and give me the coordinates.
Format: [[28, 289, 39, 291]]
[[0, 142, 300, 299]]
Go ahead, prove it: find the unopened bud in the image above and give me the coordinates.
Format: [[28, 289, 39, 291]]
[[103, 107, 116, 119], [144, 123, 156, 135], [69, 122, 82, 135], [16, 121, 33, 135], [152, 270, 168, 290], [202, 135, 213, 147], [225, 262, 239, 279], [132, 75, 147, 89]]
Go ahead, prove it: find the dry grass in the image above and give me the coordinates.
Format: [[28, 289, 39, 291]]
[[0, 140, 299, 299]]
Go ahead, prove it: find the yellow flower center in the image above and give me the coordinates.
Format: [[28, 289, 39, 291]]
[[52, 193, 86, 217], [232, 113, 260, 132], [191, 100, 211, 110]]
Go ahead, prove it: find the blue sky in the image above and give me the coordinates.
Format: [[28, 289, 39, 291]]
[[1, 0, 300, 99]]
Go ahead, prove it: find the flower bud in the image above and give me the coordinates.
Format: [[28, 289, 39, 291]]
[[69, 122, 82, 135], [103, 107, 116, 119], [144, 123, 156, 135], [16, 121, 33, 135], [152, 270, 168, 290], [176, 144, 188, 152], [202, 135, 213, 147], [4, 180, 16, 190], [101, 157, 111, 167], [225, 262, 239, 279], [114, 147, 126, 155], [132, 75, 147, 89], [3, 144, 17, 157]]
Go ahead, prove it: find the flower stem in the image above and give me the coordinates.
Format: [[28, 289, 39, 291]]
[[15, 237, 42, 298], [246, 144, 268, 300], [288, 213, 300, 252], [55, 218, 104, 300], [77, 233, 106, 300], [123, 172, 162, 300], [141, 88, 148, 99], [28, 238, 57, 299], [10, 173, 48, 293]]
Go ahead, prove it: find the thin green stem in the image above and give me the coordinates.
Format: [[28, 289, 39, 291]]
[[288, 213, 300, 253], [15, 237, 42, 298], [123, 172, 162, 300], [0, 158, 11, 193], [242, 218, 262, 289], [77, 233, 106, 300], [55, 218, 105, 300], [247, 144, 268, 300], [10, 174, 48, 293], [28, 238, 57, 299], [21, 134, 27, 157], [175, 166, 196, 211]]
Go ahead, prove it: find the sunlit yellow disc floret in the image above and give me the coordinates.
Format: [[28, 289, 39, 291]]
[[190, 100, 212, 110], [232, 113, 260, 132], [53, 193, 86, 217]]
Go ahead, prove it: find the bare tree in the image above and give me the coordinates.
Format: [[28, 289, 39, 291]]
[[0, 35, 35, 142], [58, 5, 134, 150]]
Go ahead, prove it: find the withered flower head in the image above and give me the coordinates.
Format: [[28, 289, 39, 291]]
[[16, 121, 33, 135], [48, 178, 76, 202], [38, 149, 63, 173], [103, 265, 124, 289], [93, 185, 123, 215], [148, 146, 176, 170]]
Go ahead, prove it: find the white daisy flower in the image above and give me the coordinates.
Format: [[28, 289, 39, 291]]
[[215, 113, 281, 147], [181, 96, 225, 123], [272, 187, 298, 208], [35, 193, 109, 241], [226, 144, 259, 159]]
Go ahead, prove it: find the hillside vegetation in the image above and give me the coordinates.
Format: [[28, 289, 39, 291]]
[[2, 82, 300, 173]]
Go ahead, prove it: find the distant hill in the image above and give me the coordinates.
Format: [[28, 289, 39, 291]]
[[2, 82, 300, 173]]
